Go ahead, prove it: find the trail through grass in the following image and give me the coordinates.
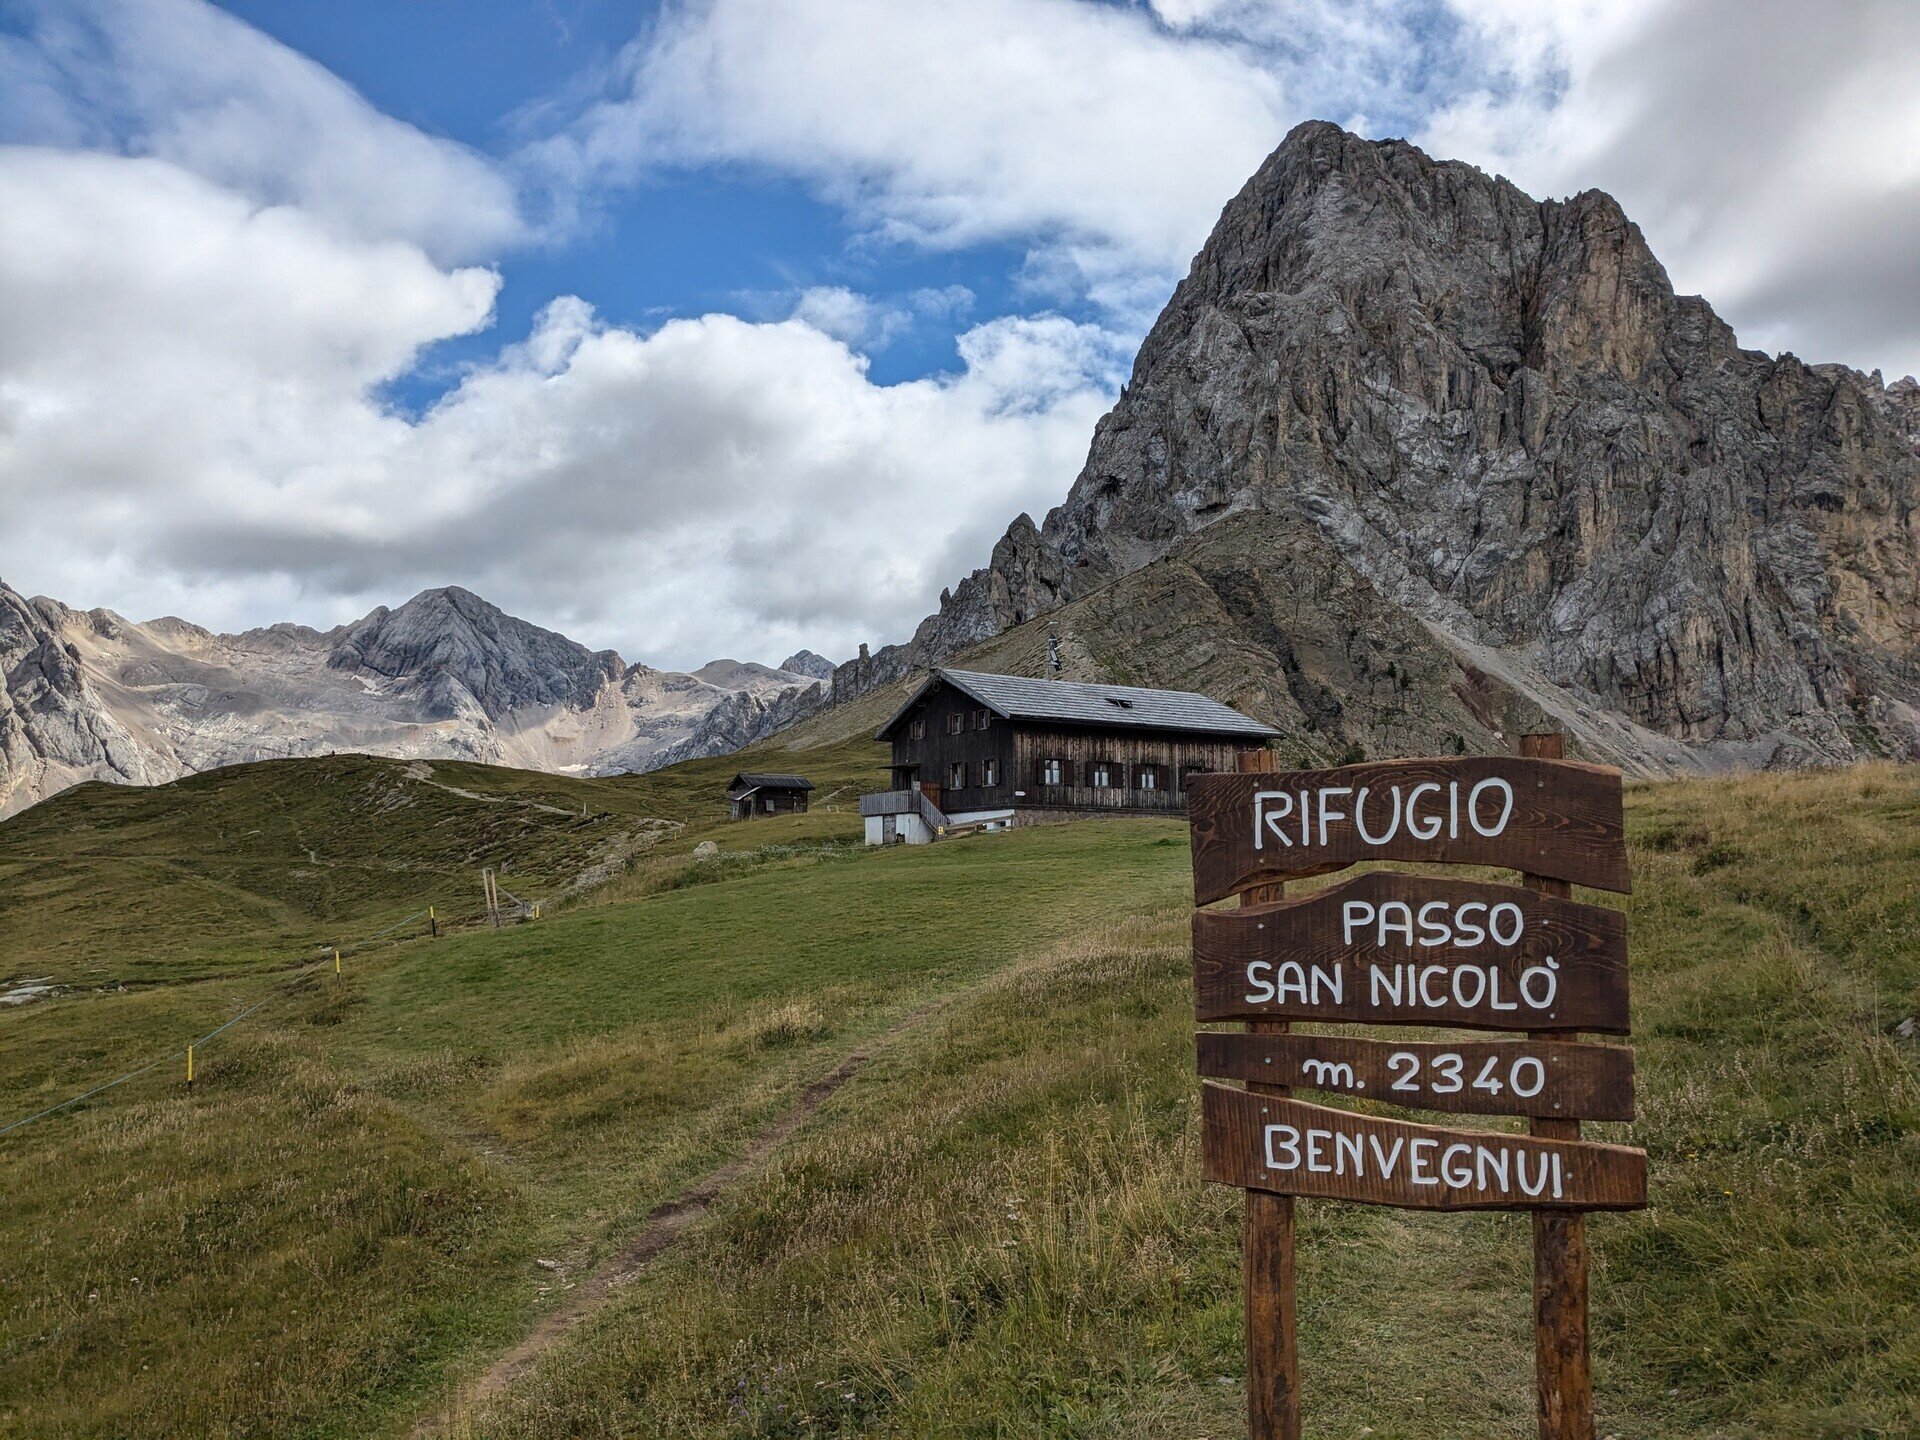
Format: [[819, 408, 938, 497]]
[[3, 759, 1917, 1438]]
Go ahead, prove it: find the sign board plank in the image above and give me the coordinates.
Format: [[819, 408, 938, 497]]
[[1193, 871, 1629, 1033], [1197, 1031, 1635, 1121], [1202, 1083, 1647, 1212], [1187, 757, 1629, 904]]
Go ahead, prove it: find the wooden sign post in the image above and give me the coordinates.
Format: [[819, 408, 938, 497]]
[[1189, 739, 1645, 1440], [1236, 749, 1300, 1440]]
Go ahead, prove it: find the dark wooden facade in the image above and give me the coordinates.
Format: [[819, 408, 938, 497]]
[[726, 772, 813, 820], [882, 677, 1251, 818]]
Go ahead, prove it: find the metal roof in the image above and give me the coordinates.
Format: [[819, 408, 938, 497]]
[[875, 668, 1278, 740], [727, 772, 814, 792]]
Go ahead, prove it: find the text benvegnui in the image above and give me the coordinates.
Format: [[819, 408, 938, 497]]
[[1266, 1116, 1564, 1198], [1201, 1087, 1647, 1212]]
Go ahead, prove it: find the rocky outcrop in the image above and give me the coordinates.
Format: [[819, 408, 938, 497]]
[[648, 677, 830, 772], [777, 649, 836, 682], [327, 587, 622, 721], [0, 580, 830, 816], [0, 587, 175, 812], [837, 121, 1920, 770]]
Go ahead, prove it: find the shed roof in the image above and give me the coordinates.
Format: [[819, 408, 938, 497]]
[[726, 772, 814, 793], [876, 668, 1279, 741]]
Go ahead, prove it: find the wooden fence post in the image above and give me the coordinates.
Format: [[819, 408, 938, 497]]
[[1237, 747, 1300, 1440], [1521, 731, 1595, 1440]]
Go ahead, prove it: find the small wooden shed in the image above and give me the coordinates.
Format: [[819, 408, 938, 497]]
[[726, 772, 814, 820]]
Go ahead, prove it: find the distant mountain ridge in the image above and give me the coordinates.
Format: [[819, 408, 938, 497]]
[[828, 121, 1920, 773], [0, 583, 829, 816]]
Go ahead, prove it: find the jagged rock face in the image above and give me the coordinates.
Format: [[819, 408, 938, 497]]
[[0, 580, 828, 817], [648, 679, 830, 773], [778, 649, 837, 682], [327, 587, 622, 721], [842, 121, 1920, 769], [0, 589, 175, 812]]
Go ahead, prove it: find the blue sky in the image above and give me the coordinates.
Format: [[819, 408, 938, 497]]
[[216, 0, 1026, 399], [2, 0, 1916, 669]]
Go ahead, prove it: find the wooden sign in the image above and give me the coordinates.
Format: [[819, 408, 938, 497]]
[[1193, 872, 1629, 1033], [1197, 1031, 1635, 1121], [1187, 757, 1629, 904], [1202, 1084, 1647, 1212], [1191, 738, 1644, 1440]]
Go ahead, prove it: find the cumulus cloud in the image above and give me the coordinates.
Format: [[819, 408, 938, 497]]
[[537, 0, 1295, 322], [3, 0, 1915, 678], [0, 0, 528, 262], [787, 283, 973, 350], [0, 136, 1123, 665], [0, 143, 497, 603]]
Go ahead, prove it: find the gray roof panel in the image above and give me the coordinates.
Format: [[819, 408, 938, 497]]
[[876, 668, 1278, 740], [728, 772, 814, 791]]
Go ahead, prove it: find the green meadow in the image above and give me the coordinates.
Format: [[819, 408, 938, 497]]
[[2, 742, 1916, 1438]]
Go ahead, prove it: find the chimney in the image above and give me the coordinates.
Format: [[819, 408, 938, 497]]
[[1045, 623, 1061, 677]]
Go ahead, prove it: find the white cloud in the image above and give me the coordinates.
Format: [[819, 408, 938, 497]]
[[539, 0, 1295, 322], [0, 137, 1123, 666], [0, 143, 499, 599], [1, 0, 528, 262], [4, 0, 1917, 682], [786, 283, 974, 350]]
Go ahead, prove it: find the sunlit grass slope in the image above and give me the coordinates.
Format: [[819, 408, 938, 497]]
[[0, 726, 891, 987], [3, 759, 1916, 1439], [465, 764, 1920, 1440]]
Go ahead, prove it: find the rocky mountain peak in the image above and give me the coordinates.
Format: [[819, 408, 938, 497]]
[[833, 121, 1920, 770], [777, 649, 836, 681], [328, 586, 624, 721]]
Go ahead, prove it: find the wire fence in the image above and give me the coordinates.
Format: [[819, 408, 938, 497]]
[[0, 896, 520, 1140]]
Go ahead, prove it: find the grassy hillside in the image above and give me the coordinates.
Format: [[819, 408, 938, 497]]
[[2, 758, 1916, 1438], [0, 726, 893, 988]]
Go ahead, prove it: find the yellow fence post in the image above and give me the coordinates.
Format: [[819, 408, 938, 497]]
[[334, 946, 341, 976], [186, 1044, 194, 1091], [429, 904, 437, 939]]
